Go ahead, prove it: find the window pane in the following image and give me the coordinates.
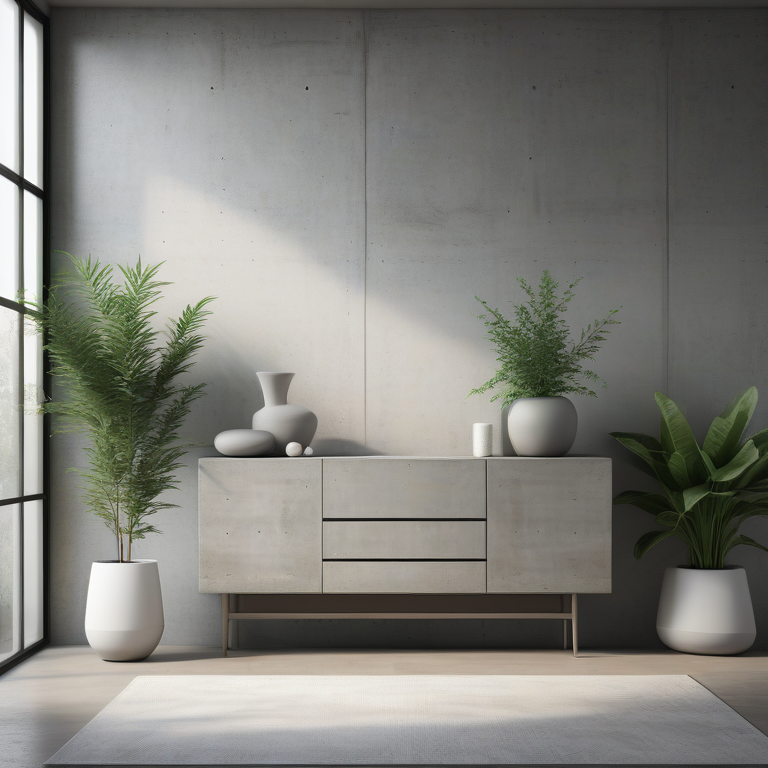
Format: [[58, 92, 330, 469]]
[[23, 317, 43, 495], [0, 175, 19, 301], [23, 13, 43, 189], [0, 305, 20, 500], [0, 0, 19, 173], [23, 500, 43, 647], [23, 190, 42, 302], [0, 504, 21, 663]]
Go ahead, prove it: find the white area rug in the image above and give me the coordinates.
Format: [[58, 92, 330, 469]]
[[46, 675, 768, 766]]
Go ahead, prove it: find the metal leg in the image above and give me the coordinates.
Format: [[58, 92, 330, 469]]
[[561, 595, 567, 649], [221, 593, 229, 657], [571, 594, 579, 658]]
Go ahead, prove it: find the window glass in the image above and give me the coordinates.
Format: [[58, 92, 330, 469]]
[[23, 12, 43, 188], [0, 175, 19, 301], [24, 319, 43, 495], [0, 504, 21, 663], [23, 500, 43, 647], [0, 0, 19, 173], [23, 190, 42, 301], [0, 305, 20, 500]]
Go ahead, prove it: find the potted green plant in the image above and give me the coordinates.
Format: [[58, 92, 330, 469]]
[[471, 270, 619, 456], [26, 253, 213, 661], [611, 387, 768, 655]]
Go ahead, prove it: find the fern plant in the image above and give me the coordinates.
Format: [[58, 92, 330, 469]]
[[26, 253, 213, 562], [611, 388, 768, 569], [470, 270, 619, 408]]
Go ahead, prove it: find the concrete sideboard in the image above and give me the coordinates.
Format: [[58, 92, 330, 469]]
[[199, 456, 612, 655]]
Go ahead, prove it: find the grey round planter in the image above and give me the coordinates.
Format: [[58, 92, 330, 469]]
[[656, 566, 756, 655], [507, 396, 578, 457]]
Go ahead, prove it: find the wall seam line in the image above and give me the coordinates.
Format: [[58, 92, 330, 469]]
[[363, 9, 368, 448], [664, 11, 671, 397]]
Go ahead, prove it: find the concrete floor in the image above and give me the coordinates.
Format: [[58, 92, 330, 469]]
[[1, 645, 767, 768]]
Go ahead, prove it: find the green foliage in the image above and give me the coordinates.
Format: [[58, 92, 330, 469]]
[[26, 253, 213, 562], [470, 270, 620, 407], [611, 387, 768, 569]]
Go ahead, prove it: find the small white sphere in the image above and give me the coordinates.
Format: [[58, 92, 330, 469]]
[[285, 442, 303, 457], [303, 446, 314, 456]]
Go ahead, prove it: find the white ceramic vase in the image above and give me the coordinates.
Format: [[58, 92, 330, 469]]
[[656, 566, 756, 655], [252, 372, 318, 455], [84, 560, 164, 661], [507, 396, 577, 456]]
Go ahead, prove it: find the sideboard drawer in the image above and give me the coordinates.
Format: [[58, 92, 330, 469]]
[[323, 521, 486, 559], [323, 561, 486, 593], [323, 458, 486, 519]]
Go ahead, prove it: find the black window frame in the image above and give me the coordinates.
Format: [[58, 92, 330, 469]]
[[0, 0, 50, 676]]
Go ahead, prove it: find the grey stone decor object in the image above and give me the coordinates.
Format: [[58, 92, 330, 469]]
[[214, 429, 275, 457], [252, 371, 318, 456], [506, 396, 577, 457]]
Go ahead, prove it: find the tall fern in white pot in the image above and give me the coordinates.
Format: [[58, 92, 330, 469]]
[[471, 270, 619, 456], [26, 254, 213, 661]]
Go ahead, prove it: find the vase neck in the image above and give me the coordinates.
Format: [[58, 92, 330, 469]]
[[257, 371, 294, 407]]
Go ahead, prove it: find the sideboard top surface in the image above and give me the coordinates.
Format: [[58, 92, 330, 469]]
[[199, 455, 611, 462]]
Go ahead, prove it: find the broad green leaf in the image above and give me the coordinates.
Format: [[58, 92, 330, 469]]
[[734, 451, 768, 489], [654, 392, 708, 484], [747, 428, 768, 455], [699, 450, 716, 477], [729, 534, 768, 555], [659, 416, 674, 455], [613, 491, 671, 516], [683, 484, 712, 512], [633, 529, 676, 559], [609, 431, 663, 453], [711, 440, 759, 483], [610, 433, 681, 490], [655, 510, 681, 527], [668, 451, 692, 488], [702, 386, 758, 465]]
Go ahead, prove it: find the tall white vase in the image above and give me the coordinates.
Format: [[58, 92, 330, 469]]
[[84, 560, 164, 661], [252, 371, 318, 455], [507, 396, 577, 456], [656, 566, 756, 655]]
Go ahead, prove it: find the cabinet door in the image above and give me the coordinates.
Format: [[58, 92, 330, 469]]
[[487, 458, 612, 593], [198, 458, 322, 593]]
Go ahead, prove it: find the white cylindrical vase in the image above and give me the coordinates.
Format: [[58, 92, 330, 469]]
[[472, 423, 492, 457], [656, 566, 756, 655], [85, 560, 164, 662]]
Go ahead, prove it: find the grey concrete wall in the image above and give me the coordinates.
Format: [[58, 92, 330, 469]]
[[49, 8, 768, 649]]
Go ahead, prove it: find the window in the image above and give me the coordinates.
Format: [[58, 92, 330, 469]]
[[0, 0, 48, 674]]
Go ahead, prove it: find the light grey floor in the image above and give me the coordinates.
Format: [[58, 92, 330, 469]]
[[2, 645, 768, 768]]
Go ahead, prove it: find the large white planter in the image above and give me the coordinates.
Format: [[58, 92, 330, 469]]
[[507, 396, 578, 456], [656, 566, 756, 655], [85, 560, 164, 661]]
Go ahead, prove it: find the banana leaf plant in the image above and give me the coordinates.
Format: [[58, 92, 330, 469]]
[[610, 387, 768, 569]]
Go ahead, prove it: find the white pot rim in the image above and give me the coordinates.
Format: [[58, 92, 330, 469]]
[[670, 565, 744, 571], [93, 559, 158, 565], [512, 395, 572, 401]]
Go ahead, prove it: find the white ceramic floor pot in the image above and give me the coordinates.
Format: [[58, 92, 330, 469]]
[[84, 560, 164, 661], [507, 396, 578, 457], [656, 566, 756, 655]]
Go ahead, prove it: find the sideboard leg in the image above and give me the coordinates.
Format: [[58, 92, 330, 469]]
[[221, 593, 229, 657], [561, 595, 567, 649], [571, 594, 579, 658]]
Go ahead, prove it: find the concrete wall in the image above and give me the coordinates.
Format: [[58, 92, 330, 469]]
[[49, 8, 768, 649]]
